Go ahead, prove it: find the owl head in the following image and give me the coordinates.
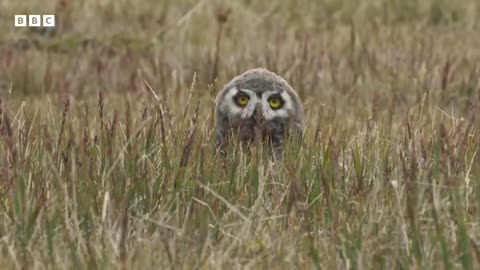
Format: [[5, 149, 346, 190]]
[[214, 68, 305, 151]]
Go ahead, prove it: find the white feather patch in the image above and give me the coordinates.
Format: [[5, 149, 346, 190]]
[[261, 91, 294, 120], [220, 87, 260, 119]]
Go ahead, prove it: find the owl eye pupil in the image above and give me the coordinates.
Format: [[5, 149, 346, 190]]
[[234, 94, 250, 106], [268, 96, 284, 109]]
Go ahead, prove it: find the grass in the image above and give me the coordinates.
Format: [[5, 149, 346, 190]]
[[0, 0, 480, 268]]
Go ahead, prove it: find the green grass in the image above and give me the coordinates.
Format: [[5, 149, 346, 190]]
[[0, 0, 480, 268]]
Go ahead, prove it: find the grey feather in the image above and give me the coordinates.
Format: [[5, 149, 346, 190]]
[[214, 68, 305, 155]]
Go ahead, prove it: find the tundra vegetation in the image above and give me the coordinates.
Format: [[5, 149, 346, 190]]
[[0, 0, 480, 269]]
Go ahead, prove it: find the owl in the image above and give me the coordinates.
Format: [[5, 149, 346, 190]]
[[214, 68, 305, 155]]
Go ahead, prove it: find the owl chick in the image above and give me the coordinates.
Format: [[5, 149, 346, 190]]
[[214, 68, 304, 153]]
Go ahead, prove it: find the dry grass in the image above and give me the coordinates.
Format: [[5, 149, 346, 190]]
[[0, 0, 480, 269]]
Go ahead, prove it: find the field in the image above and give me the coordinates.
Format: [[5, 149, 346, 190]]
[[1, 0, 480, 269]]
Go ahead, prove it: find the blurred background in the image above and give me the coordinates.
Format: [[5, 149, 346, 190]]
[[1, 0, 479, 123]]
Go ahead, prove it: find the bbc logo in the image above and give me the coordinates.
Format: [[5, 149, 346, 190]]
[[15, 15, 55, 27]]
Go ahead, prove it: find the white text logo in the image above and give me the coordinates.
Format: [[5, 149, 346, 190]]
[[15, 15, 55, 27]]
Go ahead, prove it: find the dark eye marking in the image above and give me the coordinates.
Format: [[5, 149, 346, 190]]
[[233, 91, 250, 107], [267, 94, 284, 110]]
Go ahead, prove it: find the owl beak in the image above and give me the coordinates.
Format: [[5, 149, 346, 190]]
[[252, 104, 263, 125], [252, 105, 264, 142]]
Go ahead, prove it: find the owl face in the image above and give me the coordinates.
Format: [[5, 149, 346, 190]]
[[215, 68, 304, 149], [220, 87, 295, 122]]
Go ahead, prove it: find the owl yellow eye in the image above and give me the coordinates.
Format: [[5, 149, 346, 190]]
[[268, 96, 283, 109], [234, 94, 250, 107]]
